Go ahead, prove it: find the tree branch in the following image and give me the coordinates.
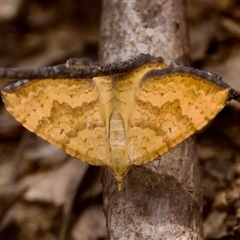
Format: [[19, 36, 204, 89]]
[[99, 1, 203, 239]]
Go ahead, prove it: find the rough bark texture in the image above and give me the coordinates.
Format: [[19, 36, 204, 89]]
[[99, 1, 203, 239]]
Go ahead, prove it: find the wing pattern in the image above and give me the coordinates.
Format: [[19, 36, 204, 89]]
[[1, 56, 233, 188], [125, 69, 229, 165], [2, 77, 113, 165]]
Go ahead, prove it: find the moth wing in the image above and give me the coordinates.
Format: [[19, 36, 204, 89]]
[[1, 77, 113, 166], [128, 67, 230, 165], [113, 58, 169, 133]]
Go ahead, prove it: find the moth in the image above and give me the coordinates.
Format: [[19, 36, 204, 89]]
[[1, 54, 239, 189]]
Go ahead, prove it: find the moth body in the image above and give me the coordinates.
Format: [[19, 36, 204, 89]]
[[1, 54, 238, 190]]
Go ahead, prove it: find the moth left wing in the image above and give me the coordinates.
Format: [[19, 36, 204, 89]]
[[1, 77, 113, 166]]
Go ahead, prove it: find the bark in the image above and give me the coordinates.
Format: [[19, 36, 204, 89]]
[[99, 1, 203, 239]]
